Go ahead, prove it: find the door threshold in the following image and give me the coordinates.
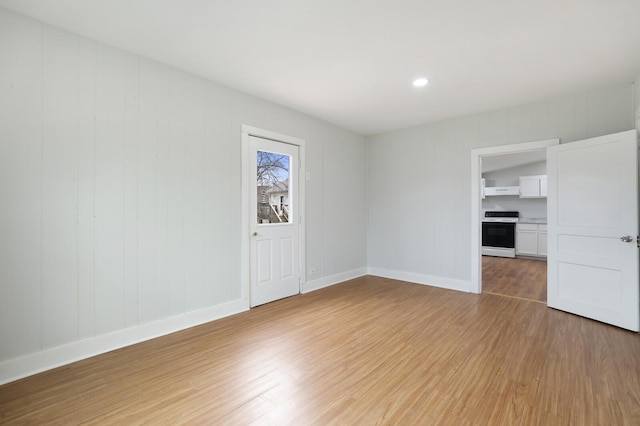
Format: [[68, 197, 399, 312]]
[[483, 291, 546, 305]]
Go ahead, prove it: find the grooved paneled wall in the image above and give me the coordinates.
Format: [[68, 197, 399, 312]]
[[0, 7, 367, 375]]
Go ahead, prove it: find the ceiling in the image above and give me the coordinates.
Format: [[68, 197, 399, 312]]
[[1, 0, 640, 135], [481, 150, 547, 174]]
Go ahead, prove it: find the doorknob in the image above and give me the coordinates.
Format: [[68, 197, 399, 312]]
[[620, 235, 633, 242], [252, 232, 258, 237]]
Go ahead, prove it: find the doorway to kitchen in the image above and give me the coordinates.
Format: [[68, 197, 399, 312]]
[[470, 139, 559, 300]]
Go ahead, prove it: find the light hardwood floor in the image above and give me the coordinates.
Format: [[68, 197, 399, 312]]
[[483, 256, 547, 302], [1, 276, 639, 425]]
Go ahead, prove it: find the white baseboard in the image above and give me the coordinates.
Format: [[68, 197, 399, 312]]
[[0, 298, 248, 386], [0, 267, 468, 385], [367, 267, 471, 293], [302, 267, 368, 293]]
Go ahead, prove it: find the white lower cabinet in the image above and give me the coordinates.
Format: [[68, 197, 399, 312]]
[[516, 223, 547, 257], [538, 226, 548, 256]]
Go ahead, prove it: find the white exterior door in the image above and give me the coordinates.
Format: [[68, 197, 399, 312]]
[[249, 136, 300, 307], [547, 130, 639, 331]]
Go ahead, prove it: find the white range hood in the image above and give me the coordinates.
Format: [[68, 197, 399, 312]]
[[483, 186, 520, 196]]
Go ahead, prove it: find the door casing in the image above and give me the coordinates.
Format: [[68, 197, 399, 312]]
[[470, 138, 559, 294]]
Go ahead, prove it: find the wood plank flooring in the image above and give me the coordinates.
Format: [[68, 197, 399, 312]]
[[483, 256, 547, 302], [2, 275, 640, 425]]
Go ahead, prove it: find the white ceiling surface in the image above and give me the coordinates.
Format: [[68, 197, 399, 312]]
[[1, 1, 640, 135]]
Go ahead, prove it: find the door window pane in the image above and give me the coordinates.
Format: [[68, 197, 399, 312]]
[[257, 150, 290, 224]]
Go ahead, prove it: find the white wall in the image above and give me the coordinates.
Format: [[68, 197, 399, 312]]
[[0, 7, 367, 383], [482, 161, 547, 219], [635, 75, 640, 130], [367, 83, 635, 289], [482, 160, 546, 187]]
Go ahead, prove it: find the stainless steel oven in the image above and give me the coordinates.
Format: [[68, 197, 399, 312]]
[[482, 211, 518, 258]]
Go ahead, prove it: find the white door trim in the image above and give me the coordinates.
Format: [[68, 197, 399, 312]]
[[241, 125, 306, 308], [470, 138, 559, 294]]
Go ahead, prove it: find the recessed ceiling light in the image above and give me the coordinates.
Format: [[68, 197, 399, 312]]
[[413, 78, 429, 87]]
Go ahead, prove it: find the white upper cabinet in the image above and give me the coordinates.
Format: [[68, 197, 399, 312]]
[[540, 175, 548, 197], [519, 175, 547, 198]]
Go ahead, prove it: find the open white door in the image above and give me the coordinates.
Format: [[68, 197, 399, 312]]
[[547, 130, 639, 331], [249, 136, 300, 307]]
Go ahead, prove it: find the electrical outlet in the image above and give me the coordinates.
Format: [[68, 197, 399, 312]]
[[309, 268, 317, 276]]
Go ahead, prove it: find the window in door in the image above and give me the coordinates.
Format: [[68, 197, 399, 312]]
[[256, 150, 290, 224]]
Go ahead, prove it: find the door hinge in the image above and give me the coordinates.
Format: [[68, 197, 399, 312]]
[[637, 236, 640, 248]]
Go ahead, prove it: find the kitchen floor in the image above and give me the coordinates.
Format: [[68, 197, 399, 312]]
[[482, 256, 546, 302]]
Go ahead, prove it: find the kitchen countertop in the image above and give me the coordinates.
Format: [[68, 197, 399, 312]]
[[519, 218, 547, 224]]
